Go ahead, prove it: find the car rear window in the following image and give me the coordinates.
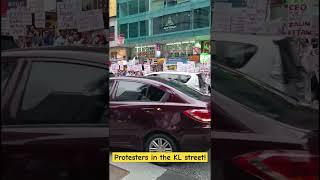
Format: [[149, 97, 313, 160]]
[[212, 40, 258, 69], [154, 73, 191, 83], [162, 79, 204, 100]]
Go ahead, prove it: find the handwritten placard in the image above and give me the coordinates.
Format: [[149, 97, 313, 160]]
[[8, 7, 32, 37], [77, 9, 104, 32], [57, 1, 77, 29]]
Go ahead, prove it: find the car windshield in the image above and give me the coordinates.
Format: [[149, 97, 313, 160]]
[[161, 79, 206, 100]]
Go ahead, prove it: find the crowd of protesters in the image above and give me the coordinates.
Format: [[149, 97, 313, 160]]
[[15, 25, 108, 48]]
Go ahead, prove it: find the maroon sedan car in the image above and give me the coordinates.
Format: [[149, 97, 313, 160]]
[[109, 76, 211, 152]]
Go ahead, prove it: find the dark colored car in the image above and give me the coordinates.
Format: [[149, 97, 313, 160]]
[[1, 47, 109, 180], [1, 35, 18, 50], [211, 62, 319, 179], [109, 76, 211, 152]]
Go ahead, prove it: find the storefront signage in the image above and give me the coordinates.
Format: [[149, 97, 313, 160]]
[[200, 53, 211, 63], [188, 55, 200, 62], [167, 58, 188, 65], [163, 16, 177, 31], [117, 34, 125, 45]]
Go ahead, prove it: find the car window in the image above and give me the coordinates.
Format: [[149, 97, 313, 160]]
[[1, 36, 18, 50], [109, 80, 114, 95], [157, 73, 191, 83], [197, 74, 206, 89], [178, 75, 191, 83], [1, 61, 17, 96], [213, 65, 319, 130], [14, 62, 107, 125], [114, 80, 165, 102], [212, 40, 258, 69], [162, 79, 204, 100]]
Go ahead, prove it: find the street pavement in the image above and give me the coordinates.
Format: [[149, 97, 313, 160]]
[[109, 151, 210, 180]]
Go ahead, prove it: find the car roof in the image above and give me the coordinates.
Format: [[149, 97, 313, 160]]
[[145, 71, 199, 75], [110, 76, 166, 84], [1, 46, 107, 64]]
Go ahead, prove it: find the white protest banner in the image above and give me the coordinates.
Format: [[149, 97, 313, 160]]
[[44, 0, 56, 12], [57, 0, 77, 29], [77, 9, 104, 32], [8, 7, 32, 37], [1, 17, 9, 35], [230, 8, 246, 33], [212, 3, 232, 32], [244, 0, 268, 33], [27, 0, 43, 13], [176, 62, 184, 72], [35, 10, 45, 28], [127, 65, 134, 71], [119, 64, 124, 71], [287, 0, 313, 40], [133, 64, 143, 72], [110, 63, 119, 73], [187, 61, 195, 73], [144, 64, 151, 73]]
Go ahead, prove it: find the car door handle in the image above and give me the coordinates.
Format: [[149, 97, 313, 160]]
[[142, 108, 154, 110], [141, 108, 154, 113]]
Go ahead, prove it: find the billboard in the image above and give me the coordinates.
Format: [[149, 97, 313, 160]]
[[109, 0, 116, 17]]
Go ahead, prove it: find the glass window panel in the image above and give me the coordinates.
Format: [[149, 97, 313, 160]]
[[129, 22, 139, 38]]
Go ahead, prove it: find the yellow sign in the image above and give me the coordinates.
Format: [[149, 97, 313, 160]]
[[112, 152, 208, 163], [109, 0, 116, 17]]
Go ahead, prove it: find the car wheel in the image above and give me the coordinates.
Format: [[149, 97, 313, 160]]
[[145, 134, 178, 166], [145, 134, 177, 152]]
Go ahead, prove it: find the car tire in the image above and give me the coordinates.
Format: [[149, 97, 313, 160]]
[[144, 134, 178, 166]]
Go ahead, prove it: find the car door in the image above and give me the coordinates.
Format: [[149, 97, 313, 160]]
[[212, 64, 317, 160], [109, 80, 169, 150], [1, 58, 109, 180]]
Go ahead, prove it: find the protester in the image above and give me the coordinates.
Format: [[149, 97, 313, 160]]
[[54, 30, 66, 46], [42, 30, 54, 46], [32, 30, 42, 47]]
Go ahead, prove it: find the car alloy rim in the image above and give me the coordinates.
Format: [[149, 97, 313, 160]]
[[149, 138, 173, 152]]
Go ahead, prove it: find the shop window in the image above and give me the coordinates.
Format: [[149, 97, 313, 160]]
[[164, 0, 177, 7], [119, 24, 128, 38], [129, 22, 139, 38], [151, 0, 164, 10], [119, 2, 128, 17], [212, 41, 258, 69], [193, 7, 210, 29], [140, 20, 148, 36], [128, 0, 138, 15], [139, 0, 149, 13]]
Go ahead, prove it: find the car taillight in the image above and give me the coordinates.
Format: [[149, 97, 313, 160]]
[[233, 150, 319, 180], [183, 109, 211, 124]]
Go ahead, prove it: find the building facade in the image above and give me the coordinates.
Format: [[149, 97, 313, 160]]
[[116, 0, 211, 60]]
